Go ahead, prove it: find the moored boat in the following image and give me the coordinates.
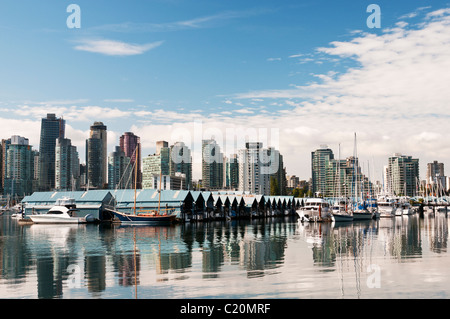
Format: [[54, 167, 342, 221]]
[[109, 209, 177, 225], [29, 198, 94, 224], [296, 198, 332, 222], [377, 196, 397, 218]]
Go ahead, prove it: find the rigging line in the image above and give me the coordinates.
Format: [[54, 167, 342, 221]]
[[109, 147, 138, 210]]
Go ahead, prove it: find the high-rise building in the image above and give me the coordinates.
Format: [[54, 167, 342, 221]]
[[311, 146, 373, 198], [108, 146, 132, 189], [145, 173, 187, 191], [386, 153, 419, 197], [142, 141, 170, 189], [238, 143, 285, 195], [119, 132, 141, 189], [311, 146, 334, 196], [38, 113, 65, 191], [202, 139, 223, 190], [225, 154, 239, 190], [426, 161, 446, 189], [169, 141, 192, 190], [55, 137, 80, 191], [156, 141, 168, 156], [267, 147, 286, 195], [86, 121, 107, 189], [4, 136, 36, 197], [1, 138, 11, 192]]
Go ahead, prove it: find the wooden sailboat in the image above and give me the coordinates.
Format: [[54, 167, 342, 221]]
[[110, 147, 177, 225]]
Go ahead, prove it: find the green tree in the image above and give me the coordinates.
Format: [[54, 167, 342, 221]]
[[270, 176, 280, 196]]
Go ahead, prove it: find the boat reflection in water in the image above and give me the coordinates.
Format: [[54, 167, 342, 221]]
[[1, 213, 450, 299]]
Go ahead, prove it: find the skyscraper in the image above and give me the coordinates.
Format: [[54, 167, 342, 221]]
[[202, 139, 223, 190], [266, 147, 286, 195], [225, 154, 239, 190], [108, 146, 132, 189], [119, 132, 141, 189], [38, 113, 65, 191], [311, 146, 334, 196], [4, 136, 35, 197], [426, 161, 446, 189], [86, 121, 107, 188], [142, 141, 170, 189], [169, 141, 192, 190], [55, 137, 80, 191], [238, 142, 263, 194], [386, 153, 419, 197], [311, 145, 373, 198], [238, 143, 284, 195]]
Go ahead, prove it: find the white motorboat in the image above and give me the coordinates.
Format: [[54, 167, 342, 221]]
[[400, 201, 414, 215], [296, 198, 331, 222], [29, 198, 95, 224], [331, 199, 353, 222], [377, 196, 397, 218]]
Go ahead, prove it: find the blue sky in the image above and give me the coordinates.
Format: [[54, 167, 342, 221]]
[[1, 1, 450, 181]]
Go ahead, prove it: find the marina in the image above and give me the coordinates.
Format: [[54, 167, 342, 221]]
[[2, 209, 450, 299]]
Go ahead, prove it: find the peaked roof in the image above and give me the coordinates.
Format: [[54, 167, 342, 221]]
[[22, 190, 113, 203], [112, 189, 192, 203]]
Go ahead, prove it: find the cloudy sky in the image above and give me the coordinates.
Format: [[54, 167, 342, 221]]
[[0, 0, 449, 182]]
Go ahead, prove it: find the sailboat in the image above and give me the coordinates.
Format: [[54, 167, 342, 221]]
[[351, 133, 373, 221], [109, 147, 177, 225], [332, 144, 353, 222]]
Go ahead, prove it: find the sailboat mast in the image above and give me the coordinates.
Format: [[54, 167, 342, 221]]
[[133, 147, 138, 215], [158, 169, 162, 213]]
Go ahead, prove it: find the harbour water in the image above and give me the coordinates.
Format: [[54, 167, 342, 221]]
[[1, 212, 449, 299]]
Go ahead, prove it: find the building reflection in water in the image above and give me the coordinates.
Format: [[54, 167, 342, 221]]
[[0, 213, 449, 298]]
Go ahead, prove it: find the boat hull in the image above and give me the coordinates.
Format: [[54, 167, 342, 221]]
[[332, 213, 353, 222], [111, 211, 176, 225], [352, 211, 373, 220], [29, 215, 86, 224]]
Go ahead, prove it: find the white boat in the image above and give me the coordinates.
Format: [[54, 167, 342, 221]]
[[377, 196, 397, 218], [29, 198, 95, 224], [332, 208, 353, 222], [394, 201, 402, 216], [296, 198, 331, 222], [399, 200, 414, 215], [331, 199, 353, 222]]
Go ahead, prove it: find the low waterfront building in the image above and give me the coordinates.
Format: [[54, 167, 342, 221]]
[[110, 189, 194, 220], [21, 190, 115, 221]]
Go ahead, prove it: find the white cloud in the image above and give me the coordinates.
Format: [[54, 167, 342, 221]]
[[228, 7, 450, 179], [74, 39, 164, 56]]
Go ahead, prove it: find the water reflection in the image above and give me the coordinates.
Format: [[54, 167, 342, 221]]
[[0, 213, 449, 298]]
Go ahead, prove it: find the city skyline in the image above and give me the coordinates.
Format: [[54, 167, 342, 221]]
[[0, 1, 449, 181]]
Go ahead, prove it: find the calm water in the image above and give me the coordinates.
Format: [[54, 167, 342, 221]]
[[1, 212, 449, 299]]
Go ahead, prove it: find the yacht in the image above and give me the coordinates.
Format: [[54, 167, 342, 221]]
[[296, 198, 331, 222], [30, 198, 95, 224], [331, 199, 353, 222], [377, 196, 397, 218], [399, 198, 414, 215]]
